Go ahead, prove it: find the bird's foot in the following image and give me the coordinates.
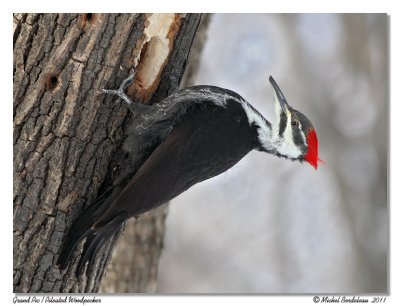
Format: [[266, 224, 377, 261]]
[[102, 71, 136, 105]]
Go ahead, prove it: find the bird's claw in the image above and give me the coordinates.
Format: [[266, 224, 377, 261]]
[[102, 71, 136, 105]]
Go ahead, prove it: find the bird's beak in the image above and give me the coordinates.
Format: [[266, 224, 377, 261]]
[[269, 76, 289, 114]]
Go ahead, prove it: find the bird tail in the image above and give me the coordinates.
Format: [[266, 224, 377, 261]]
[[57, 187, 126, 274], [74, 213, 125, 275]]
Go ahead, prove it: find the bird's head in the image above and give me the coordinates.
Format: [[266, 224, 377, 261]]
[[268, 76, 321, 169]]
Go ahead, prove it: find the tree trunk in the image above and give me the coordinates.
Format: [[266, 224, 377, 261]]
[[99, 14, 211, 293], [13, 13, 203, 293]]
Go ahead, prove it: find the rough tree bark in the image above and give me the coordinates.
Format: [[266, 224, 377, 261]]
[[13, 13, 203, 293], [100, 14, 211, 293]]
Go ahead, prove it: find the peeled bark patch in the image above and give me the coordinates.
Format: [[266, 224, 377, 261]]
[[128, 14, 183, 103]]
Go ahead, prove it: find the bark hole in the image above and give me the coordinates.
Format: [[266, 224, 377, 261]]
[[82, 13, 95, 28], [86, 14, 93, 22], [45, 74, 59, 91]]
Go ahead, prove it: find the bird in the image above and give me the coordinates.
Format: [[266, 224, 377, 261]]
[[57, 73, 321, 274]]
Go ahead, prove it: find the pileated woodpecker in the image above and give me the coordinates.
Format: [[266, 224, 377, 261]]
[[57, 73, 320, 274]]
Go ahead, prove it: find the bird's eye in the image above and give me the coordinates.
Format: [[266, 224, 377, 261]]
[[291, 121, 298, 127]]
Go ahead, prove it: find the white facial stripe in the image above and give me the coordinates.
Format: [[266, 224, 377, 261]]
[[270, 109, 303, 159], [284, 111, 293, 144], [298, 121, 307, 146], [278, 111, 302, 158]]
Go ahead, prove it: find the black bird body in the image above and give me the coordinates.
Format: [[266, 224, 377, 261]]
[[103, 92, 259, 221], [58, 77, 320, 274]]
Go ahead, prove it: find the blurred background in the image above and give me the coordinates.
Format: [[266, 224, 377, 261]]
[[156, 14, 388, 293]]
